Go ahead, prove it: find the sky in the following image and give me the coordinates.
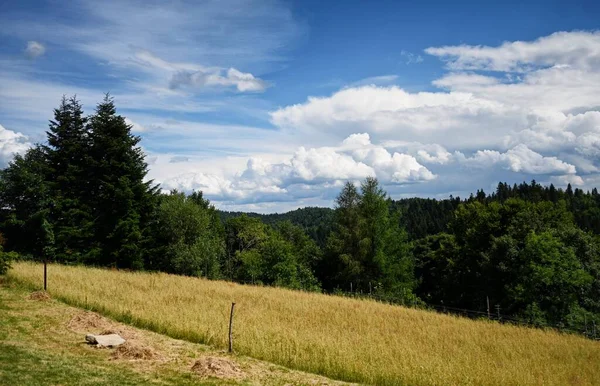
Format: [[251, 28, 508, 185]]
[[1, 0, 600, 212]]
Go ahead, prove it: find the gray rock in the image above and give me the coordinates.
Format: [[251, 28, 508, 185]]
[[85, 333, 126, 348]]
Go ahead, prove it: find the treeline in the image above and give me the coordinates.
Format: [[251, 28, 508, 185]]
[[0, 96, 599, 332]]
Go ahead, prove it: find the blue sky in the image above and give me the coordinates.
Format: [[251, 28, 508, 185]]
[[1, 0, 600, 212]]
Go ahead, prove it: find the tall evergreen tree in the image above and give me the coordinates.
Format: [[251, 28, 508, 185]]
[[323, 181, 361, 290], [87, 95, 158, 269], [44, 96, 93, 263], [325, 178, 414, 296]]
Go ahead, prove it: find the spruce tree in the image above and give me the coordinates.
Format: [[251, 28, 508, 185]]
[[44, 96, 93, 263], [87, 95, 157, 269]]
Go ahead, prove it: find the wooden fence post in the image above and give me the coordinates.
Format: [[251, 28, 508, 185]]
[[43, 259, 47, 291], [228, 302, 236, 353]]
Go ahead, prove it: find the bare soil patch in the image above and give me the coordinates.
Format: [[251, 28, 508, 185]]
[[191, 356, 245, 379]]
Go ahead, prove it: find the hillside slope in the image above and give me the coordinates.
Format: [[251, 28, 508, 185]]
[[0, 278, 351, 385], [8, 262, 600, 386]]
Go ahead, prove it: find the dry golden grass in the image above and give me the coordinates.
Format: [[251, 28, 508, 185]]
[[0, 276, 351, 385], [8, 261, 600, 385]]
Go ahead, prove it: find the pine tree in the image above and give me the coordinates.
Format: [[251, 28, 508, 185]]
[[87, 95, 158, 269], [44, 96, 93, 262]]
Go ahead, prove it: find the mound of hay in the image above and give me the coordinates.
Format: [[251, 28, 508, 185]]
[[191, 356, 244, 379], [67, 312, 138, 340], [27, 291, 51, 301], [111, 342, 160, 360], [68, 311, 112, 332]]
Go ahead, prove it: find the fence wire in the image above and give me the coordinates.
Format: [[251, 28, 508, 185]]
[[335, 289, 599, 340], [235, 278, 599, 340]]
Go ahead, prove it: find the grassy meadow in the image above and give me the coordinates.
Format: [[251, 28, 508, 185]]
[[8, 261, 600, 386]]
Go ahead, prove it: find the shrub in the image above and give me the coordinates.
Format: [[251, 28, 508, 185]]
[[0, 246, 18, 275]]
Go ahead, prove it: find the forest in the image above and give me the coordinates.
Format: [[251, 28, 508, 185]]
[[1, 96, 599, 333]]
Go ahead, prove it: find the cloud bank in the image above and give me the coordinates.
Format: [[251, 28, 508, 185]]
[[3, 15, 600, 212]]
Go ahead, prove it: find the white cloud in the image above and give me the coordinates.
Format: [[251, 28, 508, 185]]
[[425, 31, 600, 72], [381, 140, 453, 165], [0, 124, 31, 165], [400, 50, 424, 64], [270, 85, 522, 149], [125, 49, 269, 93], [549, 174, 585, 187], [575, 132, 600, 158], [124, 118, 146, 133], [349, 75, 399, 87], [6, 23, 600, 210], [169, 156, 190, 163], [25, 41, 45, 59], [170, 67, 268, 92], [458, 144, 576, 175], [158, 133, 434, 204], [432, 72, 499, 88], [265, 30, 600, 209]]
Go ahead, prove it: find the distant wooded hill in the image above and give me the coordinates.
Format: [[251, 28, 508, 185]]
[[219, 180, 600, 245]]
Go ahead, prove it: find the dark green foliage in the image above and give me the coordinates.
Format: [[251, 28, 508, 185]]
[[148, 191, 223, 278], [390, 197, 461, 240], [219, 207, 334, 248], [413, 197, 600, 328], [86, 95, 158, 269], [44, 96, 93, 263], [0, 95, 157, 270], [324, 178, 414, 297], [2, 94, 600, 331], [0, 145, 53, 256], [0, 246, 17, 275], [223, 215, 320, 290]]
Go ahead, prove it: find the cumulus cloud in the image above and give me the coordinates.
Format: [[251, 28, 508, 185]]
[[25, 41, 45, 59], [381, 140, 453, 165], [7, 23, 600, 209], [549, 174, 585, 187], [159, 133, 434, 204], [265, 30, 600, 205], [270, 85, 521, 149], [457, 144, 577, 175], [576, 132, 600, 158], [0, 124, 31, 165]]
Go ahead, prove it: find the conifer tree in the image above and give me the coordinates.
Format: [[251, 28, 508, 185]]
[[323, 181, 361, 290], [87, 95, 158, 269], [44, 96, 93, 262], [325, 178, 414, 296]]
